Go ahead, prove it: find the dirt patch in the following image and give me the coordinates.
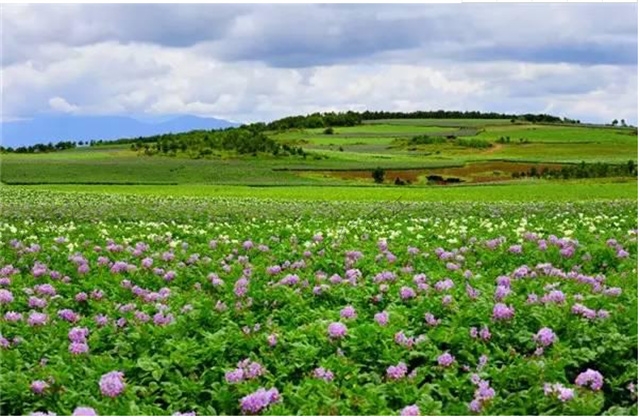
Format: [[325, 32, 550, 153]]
[[302, 161, 567, 184]]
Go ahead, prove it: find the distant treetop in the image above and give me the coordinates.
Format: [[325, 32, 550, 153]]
[[261, 110, 579, 130]]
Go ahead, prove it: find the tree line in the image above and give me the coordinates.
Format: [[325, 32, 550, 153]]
[[126, 127, 316, 159], [0, 141, 79, 154], [511, 161, 637, 180], [263, 110, 579, 130]]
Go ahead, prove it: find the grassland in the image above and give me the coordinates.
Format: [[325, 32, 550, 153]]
[[1, 118, 636, 188], [13, 179, 637, 202]]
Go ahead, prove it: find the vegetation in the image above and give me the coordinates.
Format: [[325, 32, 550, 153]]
[[511, 161, 638, 180], [407, 135, 493, 149], [0, 189, 637, 415], [0, 141, 78, 154], [372, 167, 385, 184]]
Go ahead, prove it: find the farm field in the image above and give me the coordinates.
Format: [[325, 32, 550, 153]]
[[0, 190, 637, 415], [1, 115, 637, 416], [9, 180, 638, 203], [1, 119, 637, 186]]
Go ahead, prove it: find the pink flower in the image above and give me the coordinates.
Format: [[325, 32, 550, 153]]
[[72, 407, 97, 416], [31, 380, 49, 395], [328, 322, 347, 339], [533, 327, 557, 347], [492, 303, 514, 321], [437, 352, 455, 367], [374, 311, 389, 326], [340, 305, 357, 319], [99, 371, 126, 398], [400, 405, 420, 416], [575, 369, 604, 391], [386, 362, 408, 380]]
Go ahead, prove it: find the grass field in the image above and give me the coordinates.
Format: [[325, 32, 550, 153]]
[[14, 179, 637, 202], [1, 119, 636, 187]]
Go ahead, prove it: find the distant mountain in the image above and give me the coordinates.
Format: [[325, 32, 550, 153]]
[[0, 115, 240, 148]]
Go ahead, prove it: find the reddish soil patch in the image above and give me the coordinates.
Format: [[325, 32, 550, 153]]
[[304, 161, 567, 184]]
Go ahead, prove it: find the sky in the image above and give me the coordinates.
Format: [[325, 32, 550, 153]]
[[1, 3, 638, 125]]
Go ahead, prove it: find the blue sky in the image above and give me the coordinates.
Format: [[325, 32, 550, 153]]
[[1, 3, 637, 125]]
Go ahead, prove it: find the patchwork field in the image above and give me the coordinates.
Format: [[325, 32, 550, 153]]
[[0, 116, 637, 416], [1, 119, 637, 187]]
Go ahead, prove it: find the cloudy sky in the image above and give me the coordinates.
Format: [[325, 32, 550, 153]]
[[2, 3, 638, 124]]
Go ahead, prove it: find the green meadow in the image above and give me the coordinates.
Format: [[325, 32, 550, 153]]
[[1, 118, 637, 197]]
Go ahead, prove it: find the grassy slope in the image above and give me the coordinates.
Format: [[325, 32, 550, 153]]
[[1, 119, 636, 186]]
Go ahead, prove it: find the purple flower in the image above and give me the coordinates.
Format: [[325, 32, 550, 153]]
[[94, 314, 108, 327], [0, 289, 13, 304], [400, 405, 420, 416], [58, 309, 79, 323], [153, 312, 174, 326], [541, 289, 566, 304], [374, 311, 389, 326], [468, 399, 482, 413], [603, 287, 622, 297], [400, 286, 417, 300], [72, 407, 97, 416], [526, 293, 539, 304], [340, 305, 357, 319], [135, 311, 151, 323], [34, 284, 56, 296], [494, 285, 511, 301], [435, 278, 454, 292], [313, 367, 334, 382], [328, 322, 347, 339], [386, 362, 408, 380], [75, 292, 88, 302], [99, 371, 126, 398], [29, 297, 47, 309], [69, 342, 89, 355], [31, 380, 49, 394], [68, 327, 89, 343], [492, 303, 514, 321], [28, 312, 48, 327], [172, 412, 196, 416], [466, 283, 479, 300], [477, 355, 488, 370], [225, 368, 244, 384], [479, 327, 491, 341], [424, 313, 440, 327], [544, 383, 575, 402], [560, 247, 575, 258], [575, 369, 604, 391], [267, 333, 278, 347], [470, 327, 478, 339], [29, 412, 56, 416], [4, 311, 23, 322], [533, 327, 557, 347], [239, 387, 280, 414], [437, 352, 455, 367], [508, 245, 523, 254]]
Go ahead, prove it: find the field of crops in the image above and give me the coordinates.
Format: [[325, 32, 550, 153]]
[[2, 120, 636, 186], [0, 190, 637, 415]]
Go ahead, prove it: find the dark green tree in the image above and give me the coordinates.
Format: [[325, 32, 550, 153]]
[[372, 167, 385, 184]]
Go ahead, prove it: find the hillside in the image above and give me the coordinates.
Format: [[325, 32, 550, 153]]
[[0, 112, 637, 188]]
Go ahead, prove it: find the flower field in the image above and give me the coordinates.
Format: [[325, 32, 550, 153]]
[[0, 191, 637, 415]]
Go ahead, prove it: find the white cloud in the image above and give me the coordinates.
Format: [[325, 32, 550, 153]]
[[0, 4, 637, 125], [48, 97, 78, 113]]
